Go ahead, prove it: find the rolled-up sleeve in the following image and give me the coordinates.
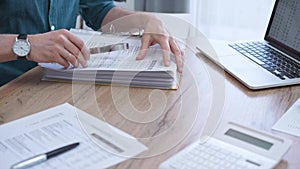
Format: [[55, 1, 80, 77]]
[[79, 0, 115, 30]]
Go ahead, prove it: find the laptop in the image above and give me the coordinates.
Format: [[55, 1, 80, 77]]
[[197, 0, 300, 90]]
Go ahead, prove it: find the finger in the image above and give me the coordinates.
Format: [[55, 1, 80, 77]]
[[62, 36, 88, 67], [59, 45, 78, 67], [81, 44, 90, 60], [58, 60, 70, 68], [76, 52, 88, 68], [169, 37, 184, 72], [137, 35, 151, 60], [54, 53, 70, 68], [63, 30, 90, 62], [65, 45, 87, 68], [69, 43, 90, 65], [63, 52, 79, 67], [159, 39, 171, 67]]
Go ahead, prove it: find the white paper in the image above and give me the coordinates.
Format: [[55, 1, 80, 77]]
[[0, 103, 147, 169], [272, 98, 300, 137]]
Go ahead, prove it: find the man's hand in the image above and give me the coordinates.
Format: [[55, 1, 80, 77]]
[[101, 8, 184, 72], [136, 15, 184, 72], [28, 29, 90, 68]]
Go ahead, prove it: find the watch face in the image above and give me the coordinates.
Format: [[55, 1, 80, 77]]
[[13, 39, 30, 57]]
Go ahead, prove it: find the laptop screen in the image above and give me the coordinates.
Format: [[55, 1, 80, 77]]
[[265, 0, 300, 60]]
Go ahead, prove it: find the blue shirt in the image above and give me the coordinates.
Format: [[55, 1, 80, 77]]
[[0, 0, 115, 86]]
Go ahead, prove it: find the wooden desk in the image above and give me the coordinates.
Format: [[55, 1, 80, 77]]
[[0, 46, 299, 168]]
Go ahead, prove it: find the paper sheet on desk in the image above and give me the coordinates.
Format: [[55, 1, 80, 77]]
[[0, 103, 147, 169], [272, 98, 300, 138]]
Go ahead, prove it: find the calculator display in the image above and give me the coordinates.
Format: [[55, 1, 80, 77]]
[[225, 129, 273, 150]]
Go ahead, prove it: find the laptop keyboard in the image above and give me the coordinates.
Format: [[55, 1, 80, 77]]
[[229, 42, 300, 80]]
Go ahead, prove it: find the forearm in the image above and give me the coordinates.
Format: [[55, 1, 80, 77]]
[[0, 35, 17, 62], [101, 7, 161, 33], [102, 7, 134, 26], [0, 30, 90, 68]]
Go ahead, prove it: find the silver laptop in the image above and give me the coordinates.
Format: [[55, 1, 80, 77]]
[[197, 0, 300, 90]]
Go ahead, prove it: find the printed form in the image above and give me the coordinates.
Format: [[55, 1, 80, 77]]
[[0, 103, 147, 169], [272, 98, 300, 138]]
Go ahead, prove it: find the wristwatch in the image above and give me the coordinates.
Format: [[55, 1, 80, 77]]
[[12, 34, 31, 60]]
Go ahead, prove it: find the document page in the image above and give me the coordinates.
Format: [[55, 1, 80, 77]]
[[272, 98, 300, 137], [0, 103, 147, 169]]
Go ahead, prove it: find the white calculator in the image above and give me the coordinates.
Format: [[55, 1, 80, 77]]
[[159, 122, 292, 169]]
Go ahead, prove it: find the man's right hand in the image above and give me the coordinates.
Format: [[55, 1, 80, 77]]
[[28, 29, 90, 68]]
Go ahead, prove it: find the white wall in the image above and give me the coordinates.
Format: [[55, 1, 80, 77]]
[[195, 0, 275, 28], [78, 0, 275, 40], [189, 0, 276, 40]]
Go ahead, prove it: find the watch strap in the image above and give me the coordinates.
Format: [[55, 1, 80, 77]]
[[18, 34, 28, 40], [17, 55, 27, 60]]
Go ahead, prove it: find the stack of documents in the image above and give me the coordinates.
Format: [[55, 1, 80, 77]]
[[40, 29, 180, 89]]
